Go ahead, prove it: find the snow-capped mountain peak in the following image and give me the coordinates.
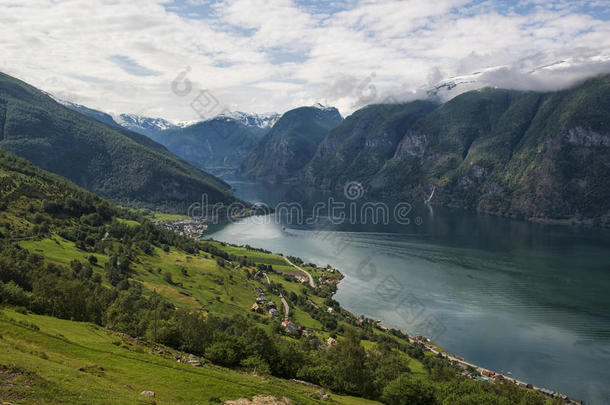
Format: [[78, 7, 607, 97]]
[[215, 111, 281, 129], [111, 113, 177, 132]]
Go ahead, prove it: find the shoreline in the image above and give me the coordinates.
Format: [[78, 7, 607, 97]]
[[215, 237, 585, 405], [197, 222, 588, 404], [334, 282, 584, 405]]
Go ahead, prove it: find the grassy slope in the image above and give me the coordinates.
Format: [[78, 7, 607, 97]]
[[0, 308, 379, 405], [5, 233, 399, 404], [16, 236, 399, 347]]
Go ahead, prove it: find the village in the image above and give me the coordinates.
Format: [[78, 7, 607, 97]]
[[156, 219, 209, 240]]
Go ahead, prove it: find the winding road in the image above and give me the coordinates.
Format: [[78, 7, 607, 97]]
[[279, 294, 290, 321], [282, 257, 315, 288]]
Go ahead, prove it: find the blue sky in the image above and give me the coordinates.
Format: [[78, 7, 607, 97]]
[[1, 0, 609, 121]]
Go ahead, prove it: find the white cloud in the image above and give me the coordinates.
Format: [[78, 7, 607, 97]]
[[0, 0, 609, 120]]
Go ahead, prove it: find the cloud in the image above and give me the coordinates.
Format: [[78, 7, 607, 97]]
[[0, 0, 609, 120]]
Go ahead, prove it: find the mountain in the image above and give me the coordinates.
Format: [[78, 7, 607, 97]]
[[55, 99, 178, 137], [58, 100, 177, 156], [238, 104, 343, 182], [303, 75, 610, 226], [112, 113, 178, 136], [426, 54, 610, 101], [145, 112, 280, 177], [215, 110, 280, 129], [0, 72, 235, 212], [58, 97, 280, 177], [54, 98, 123, 129]]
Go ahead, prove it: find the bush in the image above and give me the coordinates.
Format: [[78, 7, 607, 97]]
[[382, 374, 436, 405], [241, 355, 271, 375], [205, 341, 240, 366]]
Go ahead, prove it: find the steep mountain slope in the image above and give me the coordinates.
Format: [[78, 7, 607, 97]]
[[303, 75, 610, 225], [238, 105, 343, 181], [147, 114, 276, 176], [60, 100, 177, 156], [56, 99, 123, 129], [0, 72, 234, 211], [302, 101, 437, 189]]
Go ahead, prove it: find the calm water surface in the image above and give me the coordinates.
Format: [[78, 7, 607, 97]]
[[208, 181, 610, 405]]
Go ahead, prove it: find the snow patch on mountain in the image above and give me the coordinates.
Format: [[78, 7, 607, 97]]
[[112, 113, 177, 132], [426, 54, 610, 101], [216, 111, 281, 129]]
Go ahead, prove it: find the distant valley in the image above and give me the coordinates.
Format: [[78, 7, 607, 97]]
[[29, 73, 610, 227]]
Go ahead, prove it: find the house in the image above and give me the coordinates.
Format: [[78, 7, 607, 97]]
[[251, 303, 264, 314], [256, 293, 267, 303], [326, 337, 336, 346], [269, 308, 280, 317], [302, 329, 316, 338], [265, 301, 277, 309], [326, 307, 334, 314], [281, 320, 300, 335]]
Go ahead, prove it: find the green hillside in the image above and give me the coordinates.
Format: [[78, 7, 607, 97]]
[[0, 149, 561, 404], [0, 72, 234, 212], [0, 308, 383, 405], [302, 76, 610, 226]]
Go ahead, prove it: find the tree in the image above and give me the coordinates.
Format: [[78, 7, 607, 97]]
[[329, 327, 374, 397], [382, 374, 436, 405], [163, 272, 173, 284]]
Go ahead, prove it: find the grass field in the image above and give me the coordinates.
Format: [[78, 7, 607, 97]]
[[7, 232, 425, 404], [0, 308, 382, 405]]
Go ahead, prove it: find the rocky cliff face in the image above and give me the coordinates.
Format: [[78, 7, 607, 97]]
[[302, 101, 437, 189], [301, 75, 610, 226]]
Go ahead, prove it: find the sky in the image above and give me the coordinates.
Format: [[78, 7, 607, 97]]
[[1, 0, 609, 121]]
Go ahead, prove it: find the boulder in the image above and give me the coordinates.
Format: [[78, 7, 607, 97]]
[[140, 391, 155, 397]]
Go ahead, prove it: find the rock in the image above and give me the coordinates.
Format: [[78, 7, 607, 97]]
[[140, 391, 155, 398], [564, 127, 610, 147], [395, 131, 427, 158], [321, 394, 330, 401]]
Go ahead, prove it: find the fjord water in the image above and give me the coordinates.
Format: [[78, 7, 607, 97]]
[[208, 181, 610, 405]]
